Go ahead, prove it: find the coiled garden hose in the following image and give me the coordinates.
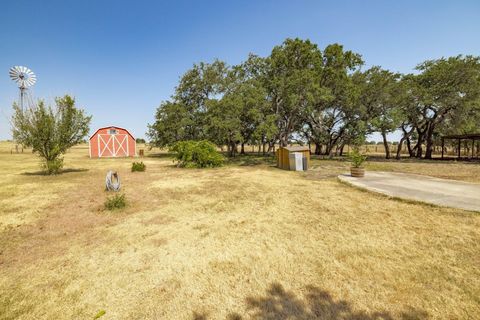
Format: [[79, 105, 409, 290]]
[[105, 170, 121, 191]]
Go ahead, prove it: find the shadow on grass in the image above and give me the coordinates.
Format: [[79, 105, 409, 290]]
[[224, 154, 276, 167], [194, 283, 428, 320], [22, 168, 89, 176], [146, 152, 175, 159]]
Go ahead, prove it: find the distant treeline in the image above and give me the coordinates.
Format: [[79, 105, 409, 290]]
[[148, 38, 480, 159]]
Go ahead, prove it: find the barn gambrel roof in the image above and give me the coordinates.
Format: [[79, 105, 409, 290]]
[[89, 126, 135, 140]]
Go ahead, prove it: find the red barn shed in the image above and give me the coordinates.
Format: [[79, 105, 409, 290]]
[[89, 126, 136, 158]]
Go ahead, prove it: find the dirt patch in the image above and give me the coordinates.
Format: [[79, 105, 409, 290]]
[[151, 237, 168, 247]]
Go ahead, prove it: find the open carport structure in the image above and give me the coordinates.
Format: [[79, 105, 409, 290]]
[[441, 133, 480, 159]]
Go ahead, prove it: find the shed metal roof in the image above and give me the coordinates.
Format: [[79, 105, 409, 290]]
[[281, 146, 310, 152]]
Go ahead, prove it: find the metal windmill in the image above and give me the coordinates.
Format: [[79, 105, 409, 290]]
[[9, 66, 37, 109]]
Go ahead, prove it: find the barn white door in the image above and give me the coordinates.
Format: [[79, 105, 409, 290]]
[[98, 134, 128, 157]]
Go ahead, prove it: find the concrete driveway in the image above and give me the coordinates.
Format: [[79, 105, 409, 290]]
[[338, 171, 480, 212]]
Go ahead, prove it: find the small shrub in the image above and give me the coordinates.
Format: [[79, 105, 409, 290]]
[[93, 310, 106, 319], [347, 148, 367, 168], [170, 140, 224, 168], [131, 161, 146, 172], [104, 193, 126, 210]]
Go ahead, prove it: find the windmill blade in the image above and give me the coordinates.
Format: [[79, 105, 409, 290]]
[[9, 66, 37, 88], [9, 67, 20, 80]]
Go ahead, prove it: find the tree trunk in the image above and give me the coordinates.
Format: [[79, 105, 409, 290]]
[[406, 137, 413, 157], [241, 143, 245, 155], [229, 142, 237, 157], [328, 147, 335, 158], [324, 141, 334, 156], [314, 142, 321, 155], [267, 140, 276, 154], [415, 145, 423, 158], [381, 130, 390, 159], [414, 130, 424, 158], [424, 124, 435, 159], [396, 138, 405, 160]]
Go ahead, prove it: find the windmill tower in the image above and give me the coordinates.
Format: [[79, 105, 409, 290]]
[[9, 66, 37, 110]]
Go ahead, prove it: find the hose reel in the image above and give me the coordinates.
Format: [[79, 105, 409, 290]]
[[105, 170, 121, 191]]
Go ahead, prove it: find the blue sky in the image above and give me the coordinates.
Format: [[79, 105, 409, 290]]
[[1, 0, 479, 141]]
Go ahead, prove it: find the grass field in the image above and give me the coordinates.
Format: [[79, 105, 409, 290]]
[[0, 142, 479, 319]]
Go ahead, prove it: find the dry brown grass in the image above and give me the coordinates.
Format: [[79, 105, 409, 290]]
[[0, 141, 479, 319], [309, 156, 480, 183]]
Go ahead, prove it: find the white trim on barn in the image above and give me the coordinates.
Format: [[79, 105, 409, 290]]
[[98, 134, 129, 157]]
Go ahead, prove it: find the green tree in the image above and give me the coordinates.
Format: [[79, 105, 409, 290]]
[[12, 95, 91, 174], [306, 43, 363, 155], [228, 58, 269, 154], [393, 77, 418, 159], [358, 66, 402, 159], [148, 60, 228, 147], [147, 101, 193, 147], [406, 56, 480, 158], [239, 54, 278, 154], [174, 59, 228, 140], [205, 71, 268, 156], [265, 38, 323, 146], [205, 98, 242, 156]]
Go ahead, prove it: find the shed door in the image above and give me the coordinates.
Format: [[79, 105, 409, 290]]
[[98, 134, 129, 157]]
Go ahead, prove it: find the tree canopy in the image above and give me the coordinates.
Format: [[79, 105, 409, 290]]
[[148, 38, 480, 159]]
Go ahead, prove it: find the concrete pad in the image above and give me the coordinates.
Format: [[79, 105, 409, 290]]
[[338, 171, 480, 212]]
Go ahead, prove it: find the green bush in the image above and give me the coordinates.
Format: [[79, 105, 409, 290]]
[[131, 161, 146, 172], [104, 193, 126, 210], [170, 140, 224, 168], [347, 148, 368, 168]]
